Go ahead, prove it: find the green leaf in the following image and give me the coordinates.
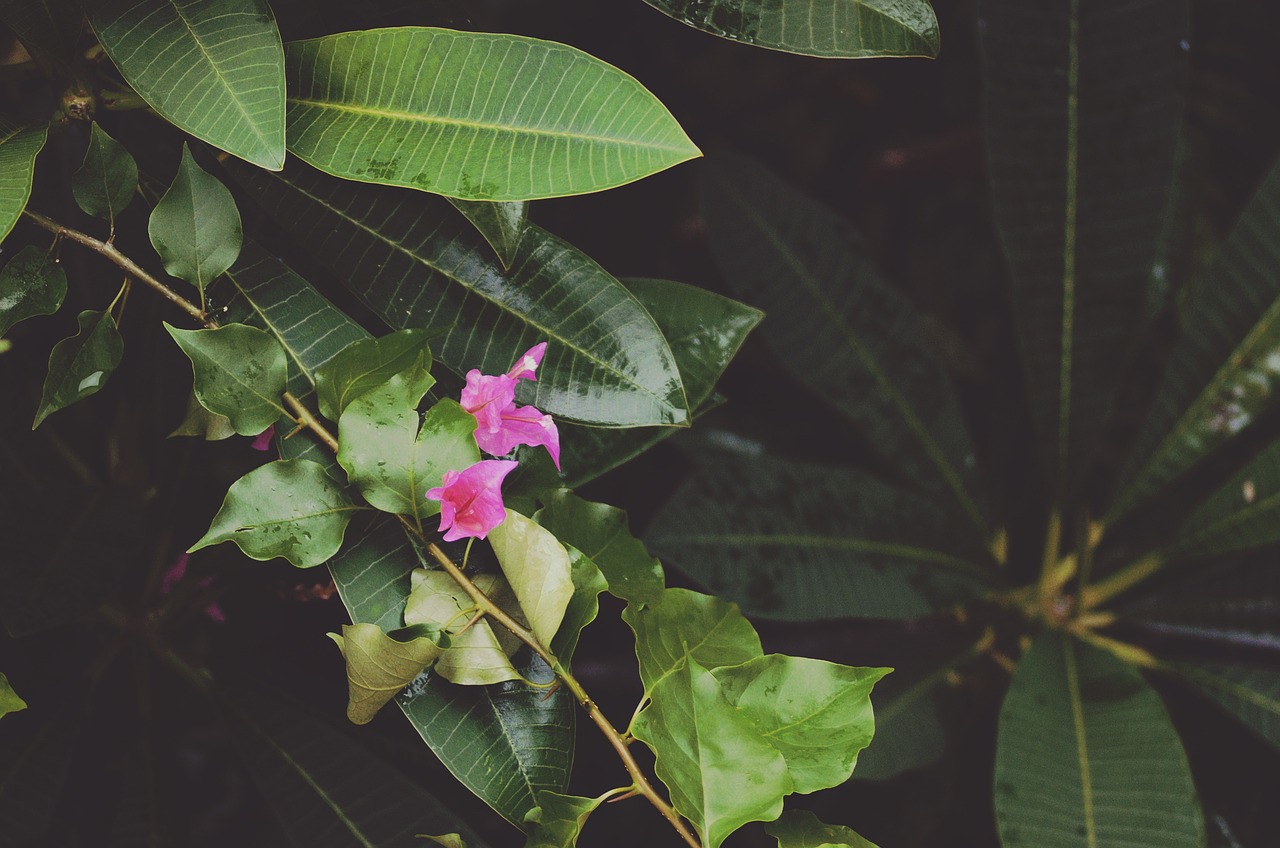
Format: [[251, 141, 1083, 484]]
[[328, 521, 572, 824], [0, 672, 25, 717], [623, 587, 762, 694], [523, 791, 605, 848], [549, 546, 607, 667], [853, 650, 962, 781], [315, 328, 435, 423], [421, 836, 468, 848], [713, 655, 890, 794], [1171, 663, 1280, 752], [449, 200, 528, 268], [700, 155, 986, 532], [405, 569, 524, 686], [647, 455, 994, 621], [534, 489, 664, 605], [72, 123, 137, 224], [1111, 157, 1280, 522], [90, 0, 285, 169], [0, 118, 47, 246], [764, 810, 878, 848], [223, 690, 492, 847], [165, 322, 287, 435], [338, 387, 478, 522], [993, 632, 1204, 848], [32, 309, 124, 428], [0, 245, 66, 337], [229, 162, 690, 427], [284, 28, 699, 201], [979, 0, 1188, 495], [149, 144, 243, 296], [170, 388, 236, 440], [0, 0, 81, 76], [488, 510, 575, 648], [642, 0, 938, 59], [632, 658, 792, 848], [1165, 439, 1280, 557], [328, 622, 448, 725], [189, 458, 361, 567]]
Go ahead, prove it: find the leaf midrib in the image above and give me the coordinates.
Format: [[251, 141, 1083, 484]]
[[1064, 639, 1099, 848]]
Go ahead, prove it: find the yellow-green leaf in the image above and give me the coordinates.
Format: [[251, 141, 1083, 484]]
[[328, 622, 448, 725]]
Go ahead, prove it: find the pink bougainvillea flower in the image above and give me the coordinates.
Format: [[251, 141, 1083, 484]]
[[426, 460, 518, 542], [160, 553, 226, 623], [459, 343, 561, 469], [250, 424, 276, 452]]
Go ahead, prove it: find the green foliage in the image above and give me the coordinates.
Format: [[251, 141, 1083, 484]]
[[448, 200, 528, 268], [329, 622, 449, 724], [0, 0, 81, 77], [0, 673, 25, 718], [488, 510, 575, 648], [166, 322, 287, 435], [523, 791, 606, 848], [623, 588, 762, 693], [71, 123, 137, 225], [314, 328, 435, 423], [535, 489, 665, 605], [0, 246, 65, 338], [405, 569, 526, 686], [765, 810, 879, 848], [148, 145, 243, 297], [0, 118, 47, 245], [1172, 664, 1280, 752], [32, 309, 124, 428], [549, 547, 607, 666]]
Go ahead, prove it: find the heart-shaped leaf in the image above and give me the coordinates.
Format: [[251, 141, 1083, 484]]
[[0, 118, 48, 246], [623, 587, 762, 694], [149, 144, 243, 297], [72, 123, 136, 225], [488, 510, 574, 649], [328, 622, 448, 724], [405, 569, 524, 686], [0, 245, 66, 338], [764, 810, 879, 848], [535, 489, 664, 605], [33, 310, 124, 428], [166, 322, 288, 435], [315, 329, 435, 423]]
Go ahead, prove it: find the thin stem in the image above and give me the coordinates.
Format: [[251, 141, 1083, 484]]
[[22, 209, 212, 327], [1036, 510, 1063, 606], [1080, 551, 1165, 610], [282, 392, 338, 451]]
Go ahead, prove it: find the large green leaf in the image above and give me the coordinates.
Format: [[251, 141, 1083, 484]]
[[231, 162, 689, 427], [327, 518, 573, 826], [1111, 158, 1280, 523], [765, 810, 878, 848], [0, 0, 81, 76], [0, 245, 66, 338], [284, 28, 699, 200], [700, 155, 986, 532], [642, 0, 938, 59], [646, 455, 994, 621], [1165, 439, 1280, 557], [993, 633, 1203, 848], [166, 322, 288, 435], [1171, 663, 1280, 752], [448, 200, 528, 268], [90, 0, 285, 169], [72, 123, 137, 226], [978, 0, 1187, 497], [149, 144, 243, 297], [32, 310, 125, 428], [0, 119, 48, 246], [223, 691, 491, 847], [622, 587, 762, 694]]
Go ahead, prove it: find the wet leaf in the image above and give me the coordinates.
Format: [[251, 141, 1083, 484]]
[[149, 144, 243, 297], [328, 622, 448, 725], [72, 123, 137, 224], [315, 328, 435, 423], [0, 672, 25, 718], [189, 459, 361, 567], [0, 118, 47, 246], [33, 310, 124, 428], [488, 510, 574, 649], [0, 245, 66, 337], [764, 810, 878, 848], [165, 322, 288, 435], [404, 569, 523, 686], [535, 489, 664, 605], [523, 791, 605, 848], [623, 587, 762, 694], [448, 199, 527, 268]]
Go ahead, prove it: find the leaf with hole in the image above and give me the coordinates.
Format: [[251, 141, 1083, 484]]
[[72, 123, 137, 224], [149, 144, 243, 297], [328, 622, 448, 725], [33, 310, 124, 428], [0, 245, 66, 338], [166, 322, 288, 435]]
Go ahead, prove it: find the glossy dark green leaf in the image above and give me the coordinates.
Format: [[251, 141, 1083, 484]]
[[700, 155, 986, 533], [993, 632, 1203, 848], [550, 547, 606, 667], [642, 0, 938, 59], [489, 510, 574, 648], [764, 810, 878, 848], [166, 322, 287, 435], [1172, 663, 1280, 752], [0, 672, 25, 717], [405, 569, 524, 686], [623, 587, 762, 694], [90, 0, 285, 169], [327, 519, 573, 825], [149, 144, 243, 296], [713, 655, 889, 794], [1111, 158, 1280, 522], [329, 622, 448, 725], [0, 118, 47, 246], [632, 658, 791, 848], [284, 29, 699, 200], [72, 123, 137, 224], [979, 0, 1187, 496], [315, 329, 435, 423], [535, 489, 665, 605], [523, 791, 604, 848], [449, 199, 528, 268], [32, 309, 124, 428], [230, 161, 689, 427], [1166, 440, 1280, 557], [189, 458, 361, 567], [0, 245, 66, 337], [647, 455, 994, 621], [0, 0, 80, 76], [224, 691, 491, 848]]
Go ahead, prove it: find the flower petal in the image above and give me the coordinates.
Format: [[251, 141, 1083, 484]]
[[506, 342, 546, 382]]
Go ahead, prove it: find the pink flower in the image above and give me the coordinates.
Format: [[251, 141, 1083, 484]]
[[425, 460, 518, 541], [460, 343, 561, 469], [250, 424, 276, 452], [160, 553, 226, 623]]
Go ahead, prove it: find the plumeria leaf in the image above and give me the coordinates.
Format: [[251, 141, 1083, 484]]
[[0, 0, 81, 77], [315, 329, 435, 423], [764, 810, 879, 848], [488, 510, 575, 649], [90, 0, 285, 169], [522, 790, 606, 848], [328, 622, 448, 725], [534, 489, 665, 605], [0, 672, 25, 718], [165, 322, 288, 435], [1165, 439, 1280, 557], [632, 658, 792, 848], [448, 199, 528, 268], [404, 569, 524, 686], [284, 28, 699, 200], [72, 123, 137, 224], [713, 655, 890, 794], [32, 310, 124, 428], [642, 0, 938, 59], [169, 389, 236, 441], [0, 118, 48, 246], [994, 633, 1203, 848], [0, 246, 66, 337], [189, 459, 361, 567], [623, 587, 762, 694], [149, 144, 243, 297], [337, 379, 479, 523], [1170, 663, 1280, 752]]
